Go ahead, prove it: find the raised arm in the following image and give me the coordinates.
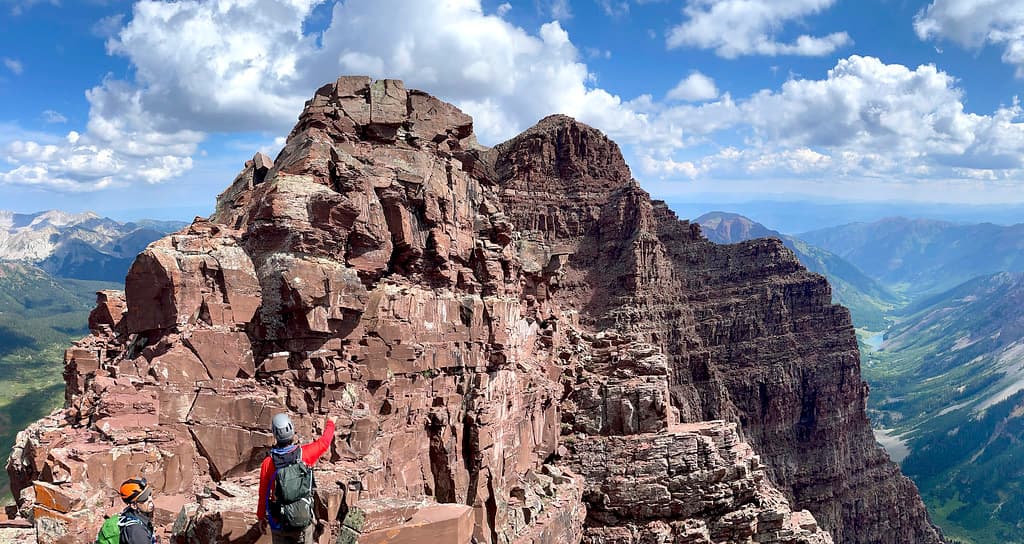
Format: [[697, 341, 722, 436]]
[[301, 416, 337, 465]]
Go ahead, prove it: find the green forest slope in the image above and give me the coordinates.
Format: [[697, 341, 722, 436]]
[[0, 262, 120, 500]]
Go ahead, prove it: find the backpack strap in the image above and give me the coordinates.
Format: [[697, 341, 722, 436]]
[[117, 512, 141, 528], [307, 448, 315, 491]]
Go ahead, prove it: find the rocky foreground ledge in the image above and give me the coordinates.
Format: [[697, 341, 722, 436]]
[[3, 77, 940, 543]]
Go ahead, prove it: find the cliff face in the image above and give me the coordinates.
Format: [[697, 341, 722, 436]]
[[5, 77, 939, 544]]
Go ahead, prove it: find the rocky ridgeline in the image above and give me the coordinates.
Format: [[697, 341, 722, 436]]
[[3, 77, 940, 543]]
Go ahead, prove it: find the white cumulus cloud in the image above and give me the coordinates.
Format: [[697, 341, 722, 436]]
[[915, 0, 1024, 76], [4, 0, 649, 191], [667, 0, 852, 57], [742, 56, 1024, 170], [667, 71, 719, 101], [639, 154, 703, 178], [747, 147, 833, 174], [640, 56, 1024, 182]]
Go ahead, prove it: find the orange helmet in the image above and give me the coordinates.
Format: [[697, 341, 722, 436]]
[[118, 477, 150, 504]]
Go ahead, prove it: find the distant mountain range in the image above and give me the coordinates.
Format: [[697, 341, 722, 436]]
[[696, 212, 901, 330], [0, 210, 186, 282], [671, 199, 1024, 234], [695, 212, 779, 243], [799, 217, 1024, 296]]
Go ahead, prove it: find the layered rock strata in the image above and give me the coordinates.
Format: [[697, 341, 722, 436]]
[[568, 421, 830, 544], [5, 76, 940, 544]]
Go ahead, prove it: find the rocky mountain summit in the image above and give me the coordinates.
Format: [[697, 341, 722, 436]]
[[3, 77, 941, 543]]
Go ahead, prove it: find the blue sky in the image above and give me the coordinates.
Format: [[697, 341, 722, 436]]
[[2, 0, 1024, 220]]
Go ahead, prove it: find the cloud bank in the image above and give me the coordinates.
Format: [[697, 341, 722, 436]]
[[2, 0, 1023, 199]]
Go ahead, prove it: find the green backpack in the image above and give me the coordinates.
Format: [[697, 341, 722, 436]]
[[270, 446, 315, 530], [95, 515, 120, 544]]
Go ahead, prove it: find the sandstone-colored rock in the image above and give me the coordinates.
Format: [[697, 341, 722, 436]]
[[125, 220, 259, 332], [184, 329, 256, 379], [88, 290, 126, 333], [149, 342, 211, 384], [32, 482, 83, 514], [567, 421, 832, 543], [356, 502, 474, 544]]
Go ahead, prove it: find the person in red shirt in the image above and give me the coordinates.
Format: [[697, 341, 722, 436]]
[[257, 413, 336, 544]]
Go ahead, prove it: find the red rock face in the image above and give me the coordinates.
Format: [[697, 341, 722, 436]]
[[5, 77, 940, 544]]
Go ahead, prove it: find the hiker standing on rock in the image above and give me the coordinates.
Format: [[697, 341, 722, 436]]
[[258, 413, 336, 544]]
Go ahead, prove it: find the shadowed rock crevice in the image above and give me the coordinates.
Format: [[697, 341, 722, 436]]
[[426, 413, 457, 504], [460, 411, 481, 508], [179, 338, 215, 381]]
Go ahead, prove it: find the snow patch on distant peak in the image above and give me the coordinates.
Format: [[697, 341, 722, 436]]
[[26, 210, 100, 230]]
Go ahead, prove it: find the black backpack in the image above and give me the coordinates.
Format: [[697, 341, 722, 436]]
[[269, 446, 315, 530]]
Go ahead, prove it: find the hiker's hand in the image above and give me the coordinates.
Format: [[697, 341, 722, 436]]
[[327, 415, 338, 426]]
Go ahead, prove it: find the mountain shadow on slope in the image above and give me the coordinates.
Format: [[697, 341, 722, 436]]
[[38, 239, 136, 282]]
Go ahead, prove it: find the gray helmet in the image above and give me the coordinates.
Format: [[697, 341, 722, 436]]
[[271, 413, 295, 445]]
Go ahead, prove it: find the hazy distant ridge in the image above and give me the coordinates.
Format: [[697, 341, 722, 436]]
[[0, 210, 186, 282], [800, 217, 1024, 296]]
